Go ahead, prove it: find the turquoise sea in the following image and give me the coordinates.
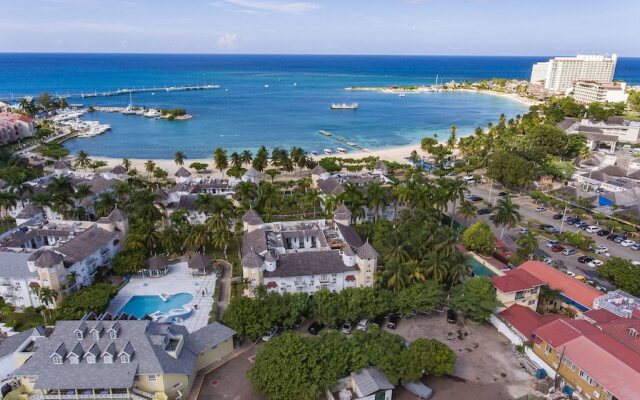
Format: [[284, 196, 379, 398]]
[[1, 54, 638, 159]]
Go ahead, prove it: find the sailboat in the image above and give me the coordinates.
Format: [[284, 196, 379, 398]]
[[122, 92, 136, 115]]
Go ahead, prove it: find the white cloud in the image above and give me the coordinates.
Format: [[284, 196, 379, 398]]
[[217, 33, 238, 49], [222, 0, 319, 14]]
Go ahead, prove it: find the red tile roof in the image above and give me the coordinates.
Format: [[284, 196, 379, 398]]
[[492, 268, 545, 293], [498, 304, 566, 339], [582, 309, 622, 324], [598, 318, 640, 354], [518, 260, 603, 310]]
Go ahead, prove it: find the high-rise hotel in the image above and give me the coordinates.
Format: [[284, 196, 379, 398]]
[[530, 54, 617, 93]]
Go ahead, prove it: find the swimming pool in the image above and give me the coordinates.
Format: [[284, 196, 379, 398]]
[[118, 292, 194, 319], [466, 258, 497, 277]]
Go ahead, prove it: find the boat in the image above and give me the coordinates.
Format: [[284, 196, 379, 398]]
[[319, 130, 332, 136], [311, 151, 318, 156], [324, 149, 333, 155], [336, 147, 347, 153], [398, 94, 406, 97], [330, 102, 358, 110], [143, 108, 161, 118], [264, 84, 270, 88]]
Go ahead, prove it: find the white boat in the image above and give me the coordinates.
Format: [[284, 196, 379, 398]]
[[311, 151, 318, 156], [144, 108, 161, 118], [330, 102, 358, 110], [264, 84, 270, 88], [398, 94, 406, 97], [336, 147, 347, 153], [324, 149, 333, 155]]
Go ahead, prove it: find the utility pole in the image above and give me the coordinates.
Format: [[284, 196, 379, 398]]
[[559, 204, 569, 233]]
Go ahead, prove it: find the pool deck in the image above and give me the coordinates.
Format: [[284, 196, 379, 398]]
[[107, 261, 216, 333]]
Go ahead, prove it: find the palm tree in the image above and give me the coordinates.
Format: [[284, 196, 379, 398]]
[[122, 158, 132, 171], [234, 182, 258, 207], [578, 146, 592, 160], [0, 191, 18, 217], [382, 261, 412, 292], [446, 252, 468, 286], [447, 125, 457, 151], [446, 178, 468, 227], [381, 231, 410, 263], [184, 224, 210, 252], [458, 200, 477, 223], [516, 231, 539, 260], [73, 183, 94, 212], [423, 251, 450, 283], [130, 190, 164, 225], [213, 147, 228, 176], [31, 286, 58, 322], [144, 160, 156, 177], [174, 151, 186, 167], [50, 191, 75, 219], [95, 192, 117, 217], [161, 227, 184, 257], [229, 152, 242, 168], [304, 188, 324, 217], [49, 175, 74, 195], [365, 182, 387, 221], [74, 151, 91, 171], [240, 150, 253, 166], [493, 195, 522, 239], [10, 183, 33, 207]]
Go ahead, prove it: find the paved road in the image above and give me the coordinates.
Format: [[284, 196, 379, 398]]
[[461, 181, 639, 288]]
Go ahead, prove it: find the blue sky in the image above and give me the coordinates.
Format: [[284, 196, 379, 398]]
[[1, 0, 638, 55]]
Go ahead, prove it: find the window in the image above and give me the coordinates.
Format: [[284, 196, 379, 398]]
[[148, 375, 156, 381], [52, 355, 62, 365], [562, 358, 576, 371], [579, 369, 594, 385], [109, 330, 117, 339], [528, 300, 536, 305], [120, 354, 130, 364], [545, 344, 553, 355], [69, 355, 79, 365], [103, 355, 113, 364], [86, 355, 96, 364], [75, 331, 83, 340], [515, 291, 525, 300], [92, 331, 100, 340]]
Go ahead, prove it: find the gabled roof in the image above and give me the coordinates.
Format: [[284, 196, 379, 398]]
[[597, 165, 627, 177], [333, 204, 352, 220], [351, 366, 394, 397], [518, 260, 602, 310], [241, 227, 267, 257], [107, 207, 127, 223], [357, 241, 378, 259], [310, 164, 327, 175], [69, 342, 84, 358], [244, 167, 261, 178], [110, 164, 127, 174], [32, 250, 64, 268], [374, 159, 388, 172], [174, 167, 192, 177], [317, 178, 344, 195], [492, 268, 545, 293], [186, 322, 236, 355], [498, 304, 566, 340], [56, 226, 116, 265], [241, 209, 264, 225], [188, 253, 212, 270], [263, 250, 357, 278], [0, 327, 44, 358], [53, 160, 71, 170]]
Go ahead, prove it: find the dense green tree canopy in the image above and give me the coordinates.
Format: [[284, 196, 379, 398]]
[[599, 258, 640, 296], [449, 277, 501, 321], [462, 221, 494, 255]]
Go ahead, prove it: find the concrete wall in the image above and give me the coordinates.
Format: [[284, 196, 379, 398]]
[[194, 337, 234, 372]]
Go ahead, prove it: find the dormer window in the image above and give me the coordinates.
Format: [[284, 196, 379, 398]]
[[52, 355, 62, 365], [109, 330, 117, 339], [120, 354, 130, 364], [69, 355, 79, 365], [75, 331, 84, 340], [103, 355, 113, 364], [92, 331, 100, 340], [629, 328, 639, 338], [86, 355, 96, 364]]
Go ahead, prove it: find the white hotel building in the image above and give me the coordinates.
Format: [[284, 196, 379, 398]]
[[530, 54, 618, 93]]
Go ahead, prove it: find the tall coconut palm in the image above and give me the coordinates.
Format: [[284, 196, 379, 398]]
[[74, 151, 91, 171], [365, 182, 387, 222], [184, 224, 210, 252], [130, 190, 163, 224], [516, 230, 539, 260], [230, 152, 242, 168], [144, 160, 156, 177], [240, 150, 253, 166], [234, 182, 258, 207], [382, 261, 412, 293], [304, 188, 324, 217], [213, 147, 228, 176], [122, 158, 132, 171], [493, 195, 522, 239], [423, 251, 450, 283], [446, 178, 468, 227], [0, 191, 18, 217], [458, 200, 477, 223], [95, 192, 117, 217], [73, 183, 94, 211], [446, 252, 468, 287], [381, 231, 410, 263], [174, 151, 186, 167], [447, 125, 457, 151]]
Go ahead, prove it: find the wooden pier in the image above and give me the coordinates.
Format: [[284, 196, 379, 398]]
[[317, 130, 368, 151], [58, 84, 220, 99]]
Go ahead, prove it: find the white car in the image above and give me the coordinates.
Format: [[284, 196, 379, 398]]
[[585, 226, 600, 234], [566, 271, 576, 277], [519, 227, 529, 234], [621, 239, 637, 247], [594, 246, 608, 254], [547, 240, 559, 248], [357, 319, 369, 331], [588, 260, 604, 268], [261, 327, 279, 342], [535, 206, 546, 212]]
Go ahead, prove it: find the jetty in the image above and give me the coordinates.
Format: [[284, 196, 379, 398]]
[[317, 130, 368, 152], [66, 84, 220, 99]]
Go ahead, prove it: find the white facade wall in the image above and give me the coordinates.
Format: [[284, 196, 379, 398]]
[[0, 277, 42, 308], [265, 271, 358, 295], [537, 54, 617, 92], [571, 82, 628, 104], [530, 62, 549, 83]]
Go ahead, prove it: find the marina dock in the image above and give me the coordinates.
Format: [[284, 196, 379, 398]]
[[318, 130, 368, 152], [57, 84, 220, 99]]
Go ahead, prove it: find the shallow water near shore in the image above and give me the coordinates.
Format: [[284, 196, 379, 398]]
[[3, 54, 636, 159]]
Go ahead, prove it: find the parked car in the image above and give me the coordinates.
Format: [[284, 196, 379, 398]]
[[578, 256, 594, 264], [614, 236, 625, 244], [621, 239, 637, 247], [519, 227, 529, 234], [566, 217, 580, 225], [566, 271, 576, 277], [606, 234, 619, 241], [469, 195, 483, 202], [552, 214, 563, 220], [372, 315, 386, 327], [594, 246, 608, 254], [477, 208, 491, 215], [585, 226, 601, 234], [551, 245, 565, 252], [546, 240, 559, 248], [588, 260, 604, 268], [597, 230, 611, 237], [543, 257, 553, 265], [575, 275, 586, 282], [357, 318, 369, 331], [562, 248, 577, 256], [341, 320, 353, 334], [596, 286, 608, 293], [535, 206, 547, 212], [497, 192, 508, 197], [386, 314, 400, 329], [631, 244, 640, 251], [447, 308, 457, 323], [262, 327, 279, 342], [307, 321, 326, 335], [575, 222, 588, 230]]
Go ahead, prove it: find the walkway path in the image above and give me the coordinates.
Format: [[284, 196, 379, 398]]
[[216, 260, 232, 319]]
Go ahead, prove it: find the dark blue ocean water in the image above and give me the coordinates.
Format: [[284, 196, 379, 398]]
[[1, 54, 638, 159]]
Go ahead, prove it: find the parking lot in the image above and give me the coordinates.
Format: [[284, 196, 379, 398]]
[[390, 313, 535, 400]]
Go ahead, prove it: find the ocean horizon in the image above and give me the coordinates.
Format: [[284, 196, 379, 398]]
[[2, 54, 639, 159]]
